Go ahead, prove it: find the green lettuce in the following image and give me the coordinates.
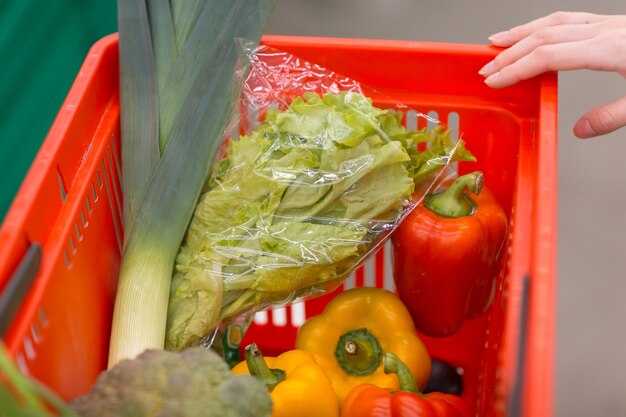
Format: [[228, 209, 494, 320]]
[[165, 91, 474, 350]]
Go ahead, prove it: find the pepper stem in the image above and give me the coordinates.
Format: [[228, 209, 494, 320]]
[[425, 171, 484, 218], [244, 343, 286, 391], [335, 328, 383, 376], [383, 352, 420, 394]]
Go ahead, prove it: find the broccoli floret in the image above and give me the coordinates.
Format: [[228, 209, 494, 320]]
[[70, 347, 272, 417]]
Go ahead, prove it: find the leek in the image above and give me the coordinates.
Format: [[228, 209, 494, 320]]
[[109, 0, 275, 368], [118, 0, 160, 238], [146, 0, 177, 98], [171, 0, 205, 49]]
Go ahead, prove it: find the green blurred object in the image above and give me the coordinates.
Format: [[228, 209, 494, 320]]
[[0, 1, 116, 222]]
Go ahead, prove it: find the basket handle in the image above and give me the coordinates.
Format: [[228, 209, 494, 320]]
[[0, 243, 42, 338]]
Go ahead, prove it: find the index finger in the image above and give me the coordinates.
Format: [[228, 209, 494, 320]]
[[489, 11, 608, 46], [484, 38, 609, 88]]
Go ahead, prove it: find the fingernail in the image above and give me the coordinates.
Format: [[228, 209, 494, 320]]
[[478, 61, 495, 76], [488, 30, 510, 43], [484, 71, 500, 86], [575, 119, 596, 138]]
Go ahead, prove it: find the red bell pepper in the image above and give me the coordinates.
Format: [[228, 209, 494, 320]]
[[391, 171, 507, 337], [341, 352, 470, 416]]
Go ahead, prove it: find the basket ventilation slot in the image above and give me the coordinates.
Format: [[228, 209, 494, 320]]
[[57, 167, 67, 202], [254, 240, 396, 328]]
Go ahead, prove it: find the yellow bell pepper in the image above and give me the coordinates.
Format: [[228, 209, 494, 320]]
[[295, 287, 431, 405], [232, 343, 339, 417]]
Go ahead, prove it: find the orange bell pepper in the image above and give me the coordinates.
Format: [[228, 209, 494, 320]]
[[341, 352, 470, 417], [232, 343, 339, 417], [392, 171, 507, 337]]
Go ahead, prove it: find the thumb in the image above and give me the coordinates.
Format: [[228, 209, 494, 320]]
[[574, 95, 626, 138]]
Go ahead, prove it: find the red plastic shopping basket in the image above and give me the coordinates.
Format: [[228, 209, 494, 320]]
[[0, 34, 557, 417]]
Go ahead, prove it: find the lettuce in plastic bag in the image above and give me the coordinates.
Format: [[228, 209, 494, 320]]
[[165, 91, 474, 350]]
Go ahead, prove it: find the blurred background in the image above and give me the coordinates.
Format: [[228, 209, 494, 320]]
[[2, 1, 626, 416]]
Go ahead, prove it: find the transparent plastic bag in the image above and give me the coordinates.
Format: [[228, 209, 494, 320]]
[[165, 41, 475, 352]]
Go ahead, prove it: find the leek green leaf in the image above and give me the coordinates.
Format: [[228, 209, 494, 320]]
[[118, 0, 160, 237], [146, 0, 177, 98], [171, 0, 205, 50]]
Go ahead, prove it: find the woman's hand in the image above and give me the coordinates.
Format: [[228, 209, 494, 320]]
[[479, 11, 626, 138]]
